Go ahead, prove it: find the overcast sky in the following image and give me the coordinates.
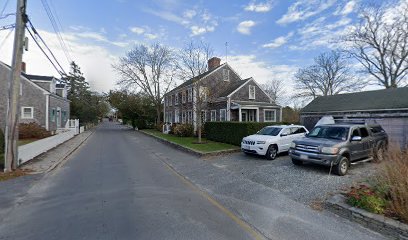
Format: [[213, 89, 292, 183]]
[[0, 0, 404, 103]]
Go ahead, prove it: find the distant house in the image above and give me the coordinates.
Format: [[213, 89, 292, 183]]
[[163, 57, 282, 130], [300, 88, 408, 147], [0, 61, 70, 133]]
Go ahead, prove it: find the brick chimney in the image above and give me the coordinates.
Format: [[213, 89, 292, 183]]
[[208, 57, 221, 71], [21, 62, 26, 73]]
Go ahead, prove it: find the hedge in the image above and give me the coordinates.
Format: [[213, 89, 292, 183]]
[[204, 121, 288, 146], [0, 129, 4, 154]]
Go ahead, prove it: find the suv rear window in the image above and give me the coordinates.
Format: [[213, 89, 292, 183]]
[[308, 126, 349, 140], [370, 126, 385, 134]]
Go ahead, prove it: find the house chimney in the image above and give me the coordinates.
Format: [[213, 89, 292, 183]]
[[21, 62, 26, 73], [208, 57, 221, 71]]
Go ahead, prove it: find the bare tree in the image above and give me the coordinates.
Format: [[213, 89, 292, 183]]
[[261, 79, 285, 104], [177, 40, 213, 143], [294, 50, 363, 99], [113, 43, 175, 124], [342, 2, 408, 88]]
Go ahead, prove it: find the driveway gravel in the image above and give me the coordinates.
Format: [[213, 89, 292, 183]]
[[211, 152, 380, 205]]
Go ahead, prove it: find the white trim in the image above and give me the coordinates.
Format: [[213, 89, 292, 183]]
[[264, 109, 277, 122], [223, 69, 230, 81], [210, 110, 217, 122], [226, 78, 252, 97], [280, 106, 283, 122], [239, 107, 242, 122], [227, 97, 231, 121], [21, 107, 34, 119]]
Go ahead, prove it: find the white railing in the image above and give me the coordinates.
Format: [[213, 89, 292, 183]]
[[65, 119, 80, 134], [18, 129, 77, 165], [163, 123, 172, 134]]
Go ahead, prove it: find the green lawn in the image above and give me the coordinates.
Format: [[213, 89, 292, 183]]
[[141, 129, 239, 153]]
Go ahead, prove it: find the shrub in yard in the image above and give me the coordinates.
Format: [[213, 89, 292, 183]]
[[346, 184, 387, 214], [204, 121, 287, 146], [19, 123, 51, 139], [377, 147, 408, 223], [172, 124, 194, 137], [155, 122, 163, 132]]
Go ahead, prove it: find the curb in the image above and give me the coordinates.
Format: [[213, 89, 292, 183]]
[[326, 194, 408, 239], [137, 130, 240, 158], [45, 130, 94, 173]]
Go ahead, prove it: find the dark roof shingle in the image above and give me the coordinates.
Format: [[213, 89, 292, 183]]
[[218, 78, 250, 97], [302, 87, 408, 113], [23, 74, 55, 81]]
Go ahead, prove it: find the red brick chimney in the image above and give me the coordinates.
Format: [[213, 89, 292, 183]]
[[208, 57, 221, 71], [21, 62, 26, 73]]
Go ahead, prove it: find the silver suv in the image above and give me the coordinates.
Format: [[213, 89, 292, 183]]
[[289, 123, 388, 176]]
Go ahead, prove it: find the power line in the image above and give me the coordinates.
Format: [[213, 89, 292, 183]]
[[27, 19, 66, 75], [40, 0, 72, 64], [26, 26, 65, 77], [0, 24, 15, 31], [0, 0, 10, 16], [0, 13, 15, 19]]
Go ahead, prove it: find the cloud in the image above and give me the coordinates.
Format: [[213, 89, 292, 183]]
[[277, 0, 336, 25], [0, 29, 119, 93], [72, 31, 129, 47], [144, 7, 217, 37], [334, 1, 357, 16], [183, 9, 197, 19], [262, 32, 294, 49], [130, 26, 145, 34], [244, 0, 274, 12], [144, 33, 158, 39], [237, 20, 256, 35]]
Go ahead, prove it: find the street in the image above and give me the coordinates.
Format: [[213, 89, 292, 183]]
[[0, 122, 387, 240], [0, 122, 256, 240]]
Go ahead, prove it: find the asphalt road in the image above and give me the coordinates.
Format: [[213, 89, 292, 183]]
[[0, 122, 256, 240]]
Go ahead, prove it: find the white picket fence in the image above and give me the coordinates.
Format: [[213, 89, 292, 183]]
[[18, 119, 81, 165]]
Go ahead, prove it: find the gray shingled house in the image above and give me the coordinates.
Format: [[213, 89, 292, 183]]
[[0, 61, 70, 133], [163, 57, 282, 131], [300, 88, 408, 147]]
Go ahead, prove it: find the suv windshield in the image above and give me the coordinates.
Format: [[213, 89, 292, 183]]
[[308, 126, 349, 140], [257, 127, 282, 136]]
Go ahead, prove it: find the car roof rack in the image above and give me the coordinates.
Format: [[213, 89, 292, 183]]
[[334, 119, 379, 125]]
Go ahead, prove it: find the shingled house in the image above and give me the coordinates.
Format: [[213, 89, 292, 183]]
[[300, 88, 408, 147], [0, 61, 70, 133], [163, 57, 282, 131]]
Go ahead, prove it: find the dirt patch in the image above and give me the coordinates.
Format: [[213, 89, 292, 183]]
[[310, 200, 324, 211], [0, 169, 33, 182]]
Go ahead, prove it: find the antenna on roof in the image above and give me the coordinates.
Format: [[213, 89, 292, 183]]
[[225, 42, 228, 63]]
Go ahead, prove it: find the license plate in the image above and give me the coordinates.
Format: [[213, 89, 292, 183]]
[[242, 144, 250, 150], [300, 154, 308, 160]]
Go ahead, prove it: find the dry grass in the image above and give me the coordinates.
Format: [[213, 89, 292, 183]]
[[0, 169, 30, 182], [377, 146, 408, 223]]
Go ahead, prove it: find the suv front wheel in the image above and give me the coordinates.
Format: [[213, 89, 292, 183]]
[[334, 157, 349, 176], [266, 145, 278, 160]]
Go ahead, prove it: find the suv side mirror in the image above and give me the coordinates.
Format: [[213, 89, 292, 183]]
[[351, 136, 362, 141], [280, 133, 288, 137]]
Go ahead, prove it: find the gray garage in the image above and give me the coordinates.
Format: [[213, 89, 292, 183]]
[[300, 87, 408, 148]]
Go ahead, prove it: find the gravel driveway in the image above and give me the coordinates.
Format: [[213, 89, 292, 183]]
[[211, 152, 380, 205]]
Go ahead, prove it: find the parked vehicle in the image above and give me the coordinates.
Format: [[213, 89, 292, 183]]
[[289, 123, 388, 176], [241, 125, 309, 160]]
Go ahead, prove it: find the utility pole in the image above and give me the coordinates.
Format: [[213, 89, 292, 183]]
[[4, 0, 28, 172]]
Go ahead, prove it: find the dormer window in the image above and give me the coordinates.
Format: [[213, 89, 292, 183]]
[[223, 69, 230, 81], [249, 85, 255, 99]]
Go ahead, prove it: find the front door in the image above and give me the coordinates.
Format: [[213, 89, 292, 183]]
[[56, 108, 61, 128], [241, 111, 247, 122]]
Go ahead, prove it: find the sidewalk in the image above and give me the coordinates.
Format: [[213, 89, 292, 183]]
[[21, 130, 93, 174]]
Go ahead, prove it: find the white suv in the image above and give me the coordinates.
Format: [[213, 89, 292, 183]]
[[241, 125, 309, 160]]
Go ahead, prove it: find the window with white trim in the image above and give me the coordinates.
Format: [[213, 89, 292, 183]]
[[175, 93, 179, 105], [182, 111, 186, 123], [21, 107, 33, 119], [51, 108, 56, 122], [188, 88, 192, 102], [249, 85, 256, 99], [169, 95, 172, 106], [182, 91, 186, 103], [220, 109, 226, 121], [187, 110, 192, 123], [175, 109, 179, 123], [210, 110, 216, 122], [223, 69, 230, 81], [264, 109, 276, 122], [199, 86, 208, 102], [169, 112, 173, 123]]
